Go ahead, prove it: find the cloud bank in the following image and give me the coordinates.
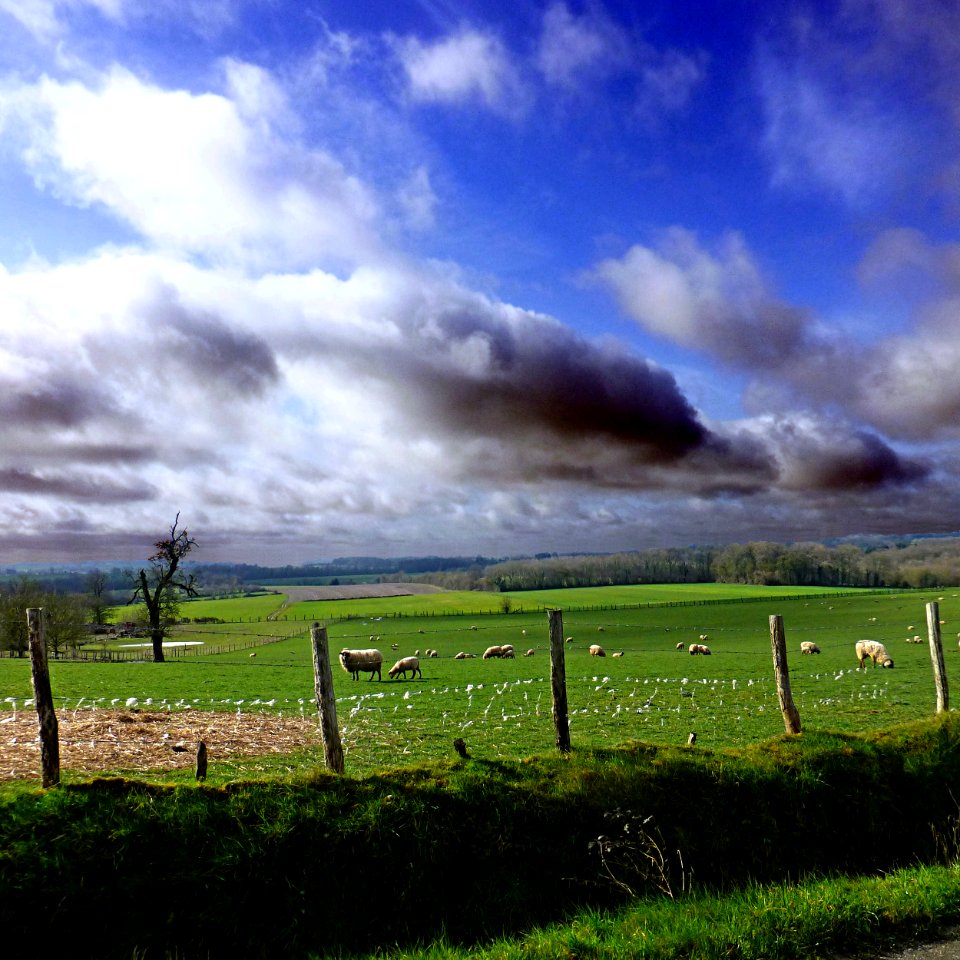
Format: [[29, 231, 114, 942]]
[[0, 1, 955, 563]]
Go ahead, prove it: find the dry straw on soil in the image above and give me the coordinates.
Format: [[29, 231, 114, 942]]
[[0, 710, 324, 782]]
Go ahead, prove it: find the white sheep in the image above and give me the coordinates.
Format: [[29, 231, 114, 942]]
[[688, 643, 711, 655], [589, 644, 606, 657], [454, 651, 476, 659], [800, 641, 821, 655], [339, 648, 383, 681], [855, 639, 894, 669], [483, 645, 506, 659], [389, 656, 422, 680], [611, 651, 624, 658], [524, 649, 535, 657], [675, 642, 684, 651]]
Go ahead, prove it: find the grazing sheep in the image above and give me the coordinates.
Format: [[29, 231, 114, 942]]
[[389, 656, 422, 680], [676, 642, 684, 651], [454, 651, 477, 659], [428, 649, 439, 658], [855, 639, 894, 669], [339, 648, 383, 681], [501, 644, 516, 659], [565, 636, 574, 644], [612, 651, 624, 658], [589, 644, 606, 657], [524, 649, 535, 657], [483, 645, 507, 659], [688, 643, 711, 655], [699, 634, 710, 643], [249, 652, 257, 658], [597, 626, 605, 632], [800, 641, 821, 655]]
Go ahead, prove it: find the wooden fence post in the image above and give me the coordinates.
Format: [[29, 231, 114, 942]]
[[548, 609, 571, 754], [769, 614, 801, 735], [311, 623, 344, 773], [927, 601, 949, 714], [27, 608, 60, 788]]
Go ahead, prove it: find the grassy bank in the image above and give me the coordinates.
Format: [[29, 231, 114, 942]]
[[3, 714, 960, 958], [369, 866, 960, 960]]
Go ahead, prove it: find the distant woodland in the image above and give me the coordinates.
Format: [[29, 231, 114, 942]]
[[5, 536, 960, 598], [406, 537, 960, 592]]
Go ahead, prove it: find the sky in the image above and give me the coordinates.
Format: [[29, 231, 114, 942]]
[[1, 0, 960, 565]]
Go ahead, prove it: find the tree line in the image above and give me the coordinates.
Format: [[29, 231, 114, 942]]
[[400, 538, 960, 592]]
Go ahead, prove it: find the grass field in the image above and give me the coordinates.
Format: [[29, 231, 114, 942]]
[[2, 584, 957, 782], [107, 582, 867, 626]]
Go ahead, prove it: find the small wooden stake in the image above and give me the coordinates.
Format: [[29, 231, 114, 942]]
[[769, 614, 801, 735], [548, 609, 571, 754], [27, 608, 60, 787], [195, 741, 208, 781], [927, 601, 949, 714], [311, 623, 345, 774]]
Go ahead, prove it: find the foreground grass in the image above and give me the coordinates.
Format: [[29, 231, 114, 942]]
[[5, 714, 960, 959], [366, 866, 960, 960]]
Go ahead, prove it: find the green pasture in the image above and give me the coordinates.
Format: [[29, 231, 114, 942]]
[[276, 582, 865, 622], [104, 582, 867, 631], [107, 591, 286, 624], [3, 586, 958, 781]]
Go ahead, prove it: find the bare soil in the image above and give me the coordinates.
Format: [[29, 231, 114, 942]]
[[0, 709, 322, 783]]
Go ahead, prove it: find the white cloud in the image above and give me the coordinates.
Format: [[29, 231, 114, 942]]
[[635, 47, 707, 120], [396, 166, 437, 231], [397, 28, 527, 115], [1, 66, 382, 270], [590, 227, 810, 368], [0, 0, 125, 39], [536, 2, 627, 88]]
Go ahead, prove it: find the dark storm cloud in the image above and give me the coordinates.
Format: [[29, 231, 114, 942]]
[[783, 429, 929, 491], [308, 284, 933, 500], [0, 382, 110, 427], [394, 306, 710, 458], [144, 288, 281, 395], [0, 468, 157, 502], [744, 414, 930, 500]]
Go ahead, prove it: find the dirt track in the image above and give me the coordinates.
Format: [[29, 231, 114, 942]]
[[275, 583, 445, 602]]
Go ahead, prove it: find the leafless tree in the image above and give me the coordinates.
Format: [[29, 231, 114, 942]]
[[86, 570, 110, 625], [130, 514, 198, 663]]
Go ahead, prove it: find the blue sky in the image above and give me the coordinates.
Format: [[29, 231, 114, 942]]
[[1, 0, 959, 564]]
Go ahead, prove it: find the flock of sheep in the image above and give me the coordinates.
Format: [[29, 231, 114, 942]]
[[338, 629, 905, 682]]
